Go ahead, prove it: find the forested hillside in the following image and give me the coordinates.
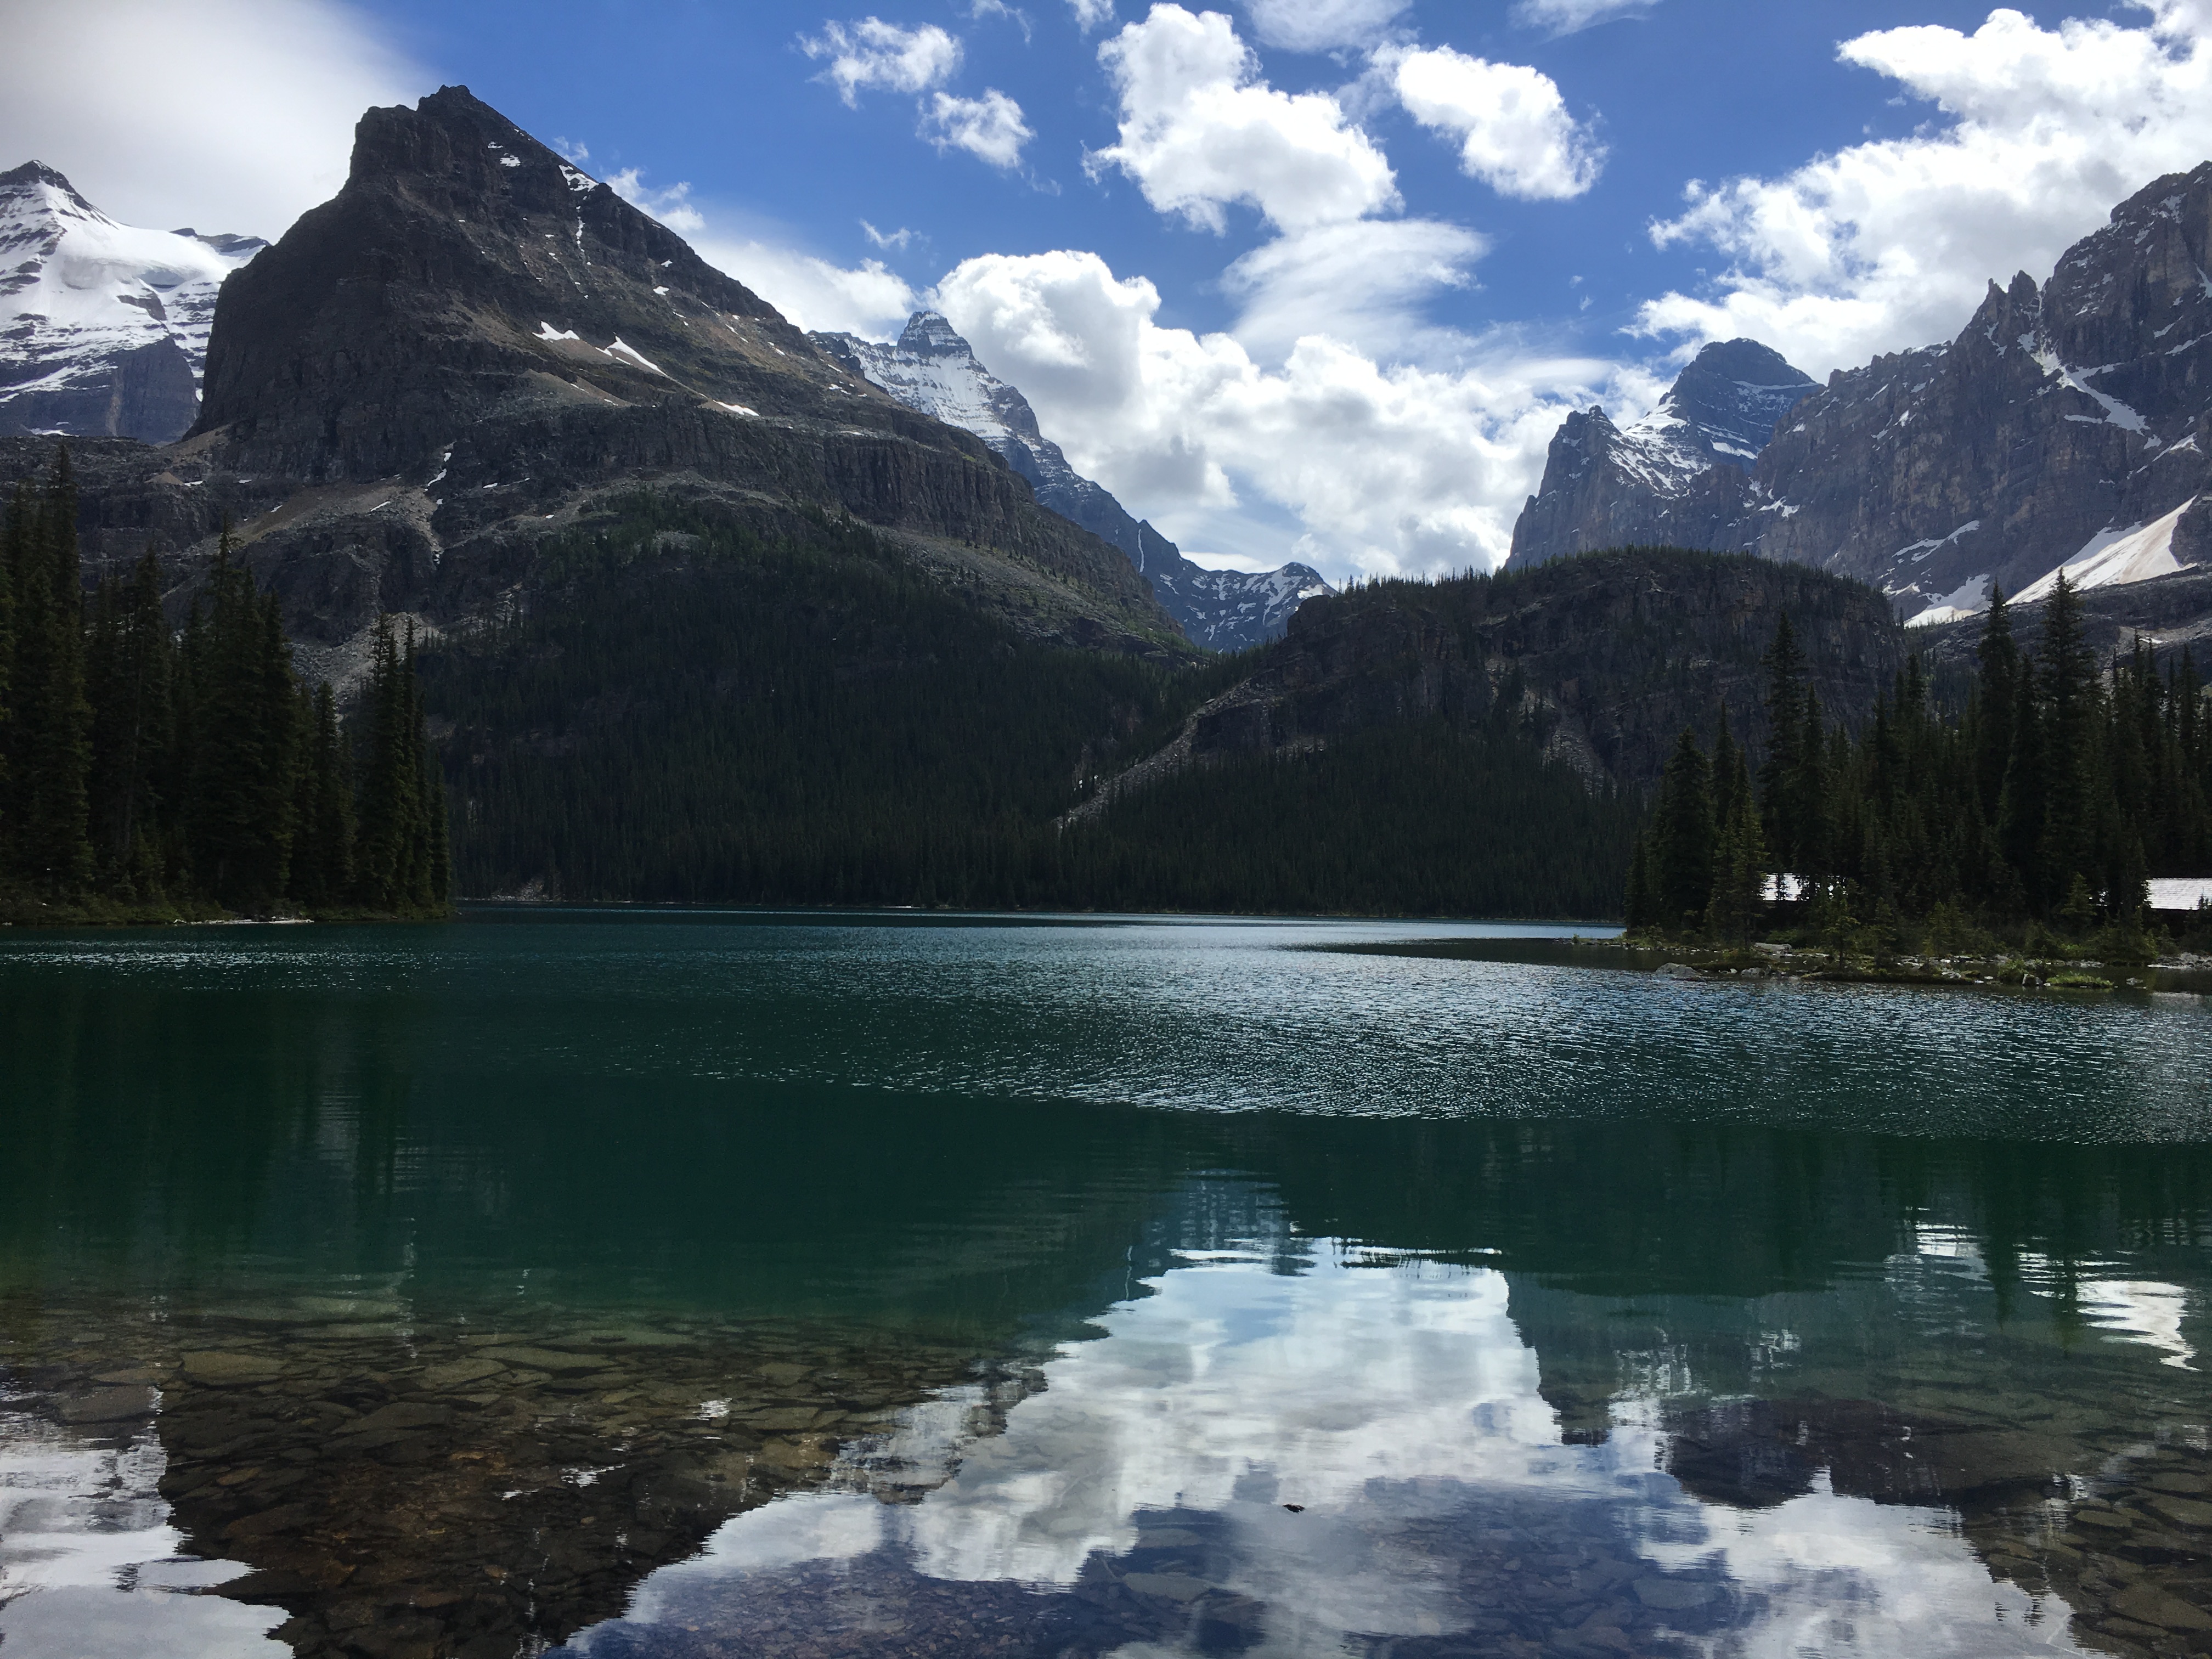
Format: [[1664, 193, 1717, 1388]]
[[0, 453, 450, 922], [424, 525, 1892, 919]]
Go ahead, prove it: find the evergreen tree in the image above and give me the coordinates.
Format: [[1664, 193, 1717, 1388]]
[[9, 453, 94, 893], [1651, 726, 1716, 930], [84, 549, 174, 894], [1760, 614, 1807, 867], [182, 529, 298, 910]]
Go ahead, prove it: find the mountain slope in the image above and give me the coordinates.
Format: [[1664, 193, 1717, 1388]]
[[0, 162, 263, 442], [2, 86, 1183, 679], [1512, 166, 2212, 620], [814, 312, 1331, 649], [1506, 340, 1815, 571], [1756, 165, 2212, 619]]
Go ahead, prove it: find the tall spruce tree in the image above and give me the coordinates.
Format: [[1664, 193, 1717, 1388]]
[[85, 549, 174, 894], [1651, 726, 1716, 930], [9, 453, 94, 893]]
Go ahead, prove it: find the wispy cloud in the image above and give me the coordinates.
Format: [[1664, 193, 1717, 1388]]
[[861, 220, 917, 250], [1510, 0, 1657, 37]]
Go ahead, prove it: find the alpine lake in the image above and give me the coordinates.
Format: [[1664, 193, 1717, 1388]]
[[5, 910, 2212, 1659]]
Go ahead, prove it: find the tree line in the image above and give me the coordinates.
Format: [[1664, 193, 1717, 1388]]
[[1, 452, 451, 921], [1626, 573, 2211, 945]]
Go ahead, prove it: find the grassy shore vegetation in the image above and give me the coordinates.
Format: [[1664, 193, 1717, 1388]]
[[1623, 575, 2212, 967], [0, 452, 452, 925]]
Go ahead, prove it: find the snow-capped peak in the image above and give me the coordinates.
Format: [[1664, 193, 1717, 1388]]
[[0, 160, 266, 442]]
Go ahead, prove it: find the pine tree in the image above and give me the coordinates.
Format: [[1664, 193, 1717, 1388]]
[[184, 528, 298, 910], [10, 452, 94, 893], [1651, 726, 1716, 932], [286, 680, 354, 910], [1760, 614, 1807, 867], [84, 549, 174, 894]]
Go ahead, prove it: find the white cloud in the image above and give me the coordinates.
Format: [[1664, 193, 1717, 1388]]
[[1088, 4, 1397, 233], [1510, 0, 1656, 36], [1390, 46, 1605, 200], [697, 235, 919, 338], [605, 168, 708, 234], [0, 0, 426, 240], [861, 220, 917, 250], [1223, 217, 1486, 360], [921, 89, 1035, 168], [1635, 0, 2212, 377], [1243, 0, 1410, 52], [935, 247, 1650, 577], [799, 17, 962, 106], [963, 0, 1033, 38], [1068, 0, 1116, 26]]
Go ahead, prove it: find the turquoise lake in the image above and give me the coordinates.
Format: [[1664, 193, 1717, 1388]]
[[4, 910, 2212, 1658]]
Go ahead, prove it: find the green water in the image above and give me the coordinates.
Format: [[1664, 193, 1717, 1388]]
[[4, 910, 2212, 1658]]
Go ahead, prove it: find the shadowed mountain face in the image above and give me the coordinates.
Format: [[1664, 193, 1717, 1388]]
[[1506, 340, 1815, 572], [0, 86, 1182, 692], [0, 161, 263, 443], [815, 313, 1331, 651], [1511, 165, 2212, 624]]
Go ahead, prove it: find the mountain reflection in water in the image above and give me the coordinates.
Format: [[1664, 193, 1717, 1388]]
[[3, 912, 2211, 1657]]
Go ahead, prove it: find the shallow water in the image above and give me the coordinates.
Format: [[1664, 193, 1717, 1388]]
[[4, 910, 2212, 1658]]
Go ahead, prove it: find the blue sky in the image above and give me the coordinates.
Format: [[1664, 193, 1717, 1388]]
[[10, 0, 2212, 578]]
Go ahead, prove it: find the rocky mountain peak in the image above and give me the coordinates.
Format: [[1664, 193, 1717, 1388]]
[[0, 160, 263, 442], [191, 84, 869, 481], [1506, 340, 1814, 569], [813, 309, 1331, 648], [895, 311, 973, 359]]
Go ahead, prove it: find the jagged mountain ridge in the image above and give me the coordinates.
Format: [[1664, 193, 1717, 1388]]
[[2, 86, 1183, 685], [1505, 339, 1815, 571], [814, 313, 1331, 650], [1511, 164, 2212, 622], [0, 162, 264, 443]]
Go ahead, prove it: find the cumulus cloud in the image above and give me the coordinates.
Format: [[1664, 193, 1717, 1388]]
[[1510, 0, 1656, 35], [697, 235, 919, 338], [799, 17, 962, 106], [921, 89, 1036, 168], [1068, 0, 1116, 26], [1635, 1, 2212, 376], [1390, 46, 1605, 200], [935, 247, 1651, 576], [1088, 4, 1397, 233], [0, 0, 426, 240], [1243, 0, 1411, 52]]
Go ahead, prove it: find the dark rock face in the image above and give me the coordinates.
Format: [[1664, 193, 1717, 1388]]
[[1506, 340, 1814, 571], [10, 87, 1183, 687], [1075, 548, 1901, 816], [815, 312, 1330, 649], [1758, 167, 2212, 611], [1513, 165, 2212, 615]]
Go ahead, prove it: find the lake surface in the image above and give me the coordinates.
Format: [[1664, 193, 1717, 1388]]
[[4, 910, 2212, 1659]]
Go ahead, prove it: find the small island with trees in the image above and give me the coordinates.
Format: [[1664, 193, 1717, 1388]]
[[1619, 574, 2212, 989]]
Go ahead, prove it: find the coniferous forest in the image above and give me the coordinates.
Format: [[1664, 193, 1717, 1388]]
[[1626, 577, 2212, 951], [0, 453, 452, 922], [417, 495, 1636, 917]]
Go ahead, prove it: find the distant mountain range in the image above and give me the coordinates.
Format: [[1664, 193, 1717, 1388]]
[[0, 161, 263, 442], [1511, 165, 2212, 623], [815, 313, 1329, 650]]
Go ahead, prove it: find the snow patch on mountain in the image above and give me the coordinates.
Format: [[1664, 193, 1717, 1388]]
[[814, 312, 1331, 650], [0, 161, 265, 442], [2016, 501, 2192, 603]]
